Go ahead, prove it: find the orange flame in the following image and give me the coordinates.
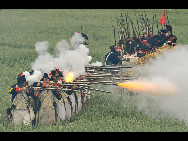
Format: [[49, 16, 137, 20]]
[[117, 80, 178, 96], [65, 72, 74, 82]]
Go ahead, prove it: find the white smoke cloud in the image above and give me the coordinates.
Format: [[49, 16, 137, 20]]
[[23, 70, 43, 86], [34, 41, 49, 54], [54, 39, 71, 56], [90, 61, 103, 66], [130, 45, 188, 123], [70, 32, 85, 49], [31, 32, 100, 80]]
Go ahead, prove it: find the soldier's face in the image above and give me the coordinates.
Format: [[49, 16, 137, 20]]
[[44, 78, 50, 87], [20, 82, 26, 88]]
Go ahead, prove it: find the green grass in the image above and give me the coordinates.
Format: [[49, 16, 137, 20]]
[[0, 9, 188, 132], [1, 92, 188, 132]]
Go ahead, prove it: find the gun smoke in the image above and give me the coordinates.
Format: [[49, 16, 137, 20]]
[[30, 32, 101, 81], [118, 44, 188, 123], [23, 70, 43, 86]]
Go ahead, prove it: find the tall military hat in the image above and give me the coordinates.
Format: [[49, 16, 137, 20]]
[[78, 32, 89, 46], [17, 74, 26, 87], [118, 40, 124, 47], [131, 37, 141, 45], [165, 25, 172, 33], [110, 45, 116, 53], [40, 73, 55, 81], [51, 69, 63, 77], [81, 33, 88, 40], [125, 39, 136, 54], [29, 70, 34, 75], [160, 29, 168, 34]]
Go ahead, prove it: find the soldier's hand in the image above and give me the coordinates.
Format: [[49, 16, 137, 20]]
[[72, 85, 78, 89], [20, 87, 27, 91], [80, 75, 85, 79], [88, 72, 92, 76]]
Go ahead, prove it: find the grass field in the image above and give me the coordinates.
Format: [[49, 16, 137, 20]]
[[0, 9, 188, 132]]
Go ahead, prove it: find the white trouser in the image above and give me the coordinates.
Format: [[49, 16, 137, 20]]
[[56, 103, 65, 124], [87, 90, 91, 100], [69, 95, 76, 113], [12, 109, 30, 126], [77, 97, 81, 112], [65, 102, 71, 121]]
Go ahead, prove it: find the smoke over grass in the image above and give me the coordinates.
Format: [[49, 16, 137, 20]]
[[120, 44, 188, 123]]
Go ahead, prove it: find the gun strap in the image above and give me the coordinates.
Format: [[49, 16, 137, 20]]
[[20, 91, 30, 107]]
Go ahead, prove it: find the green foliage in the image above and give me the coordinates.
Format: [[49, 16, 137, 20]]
[[0, 9, 188, 132]]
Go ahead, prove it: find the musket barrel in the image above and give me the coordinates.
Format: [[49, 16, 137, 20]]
[[30, 87, 79, 92]]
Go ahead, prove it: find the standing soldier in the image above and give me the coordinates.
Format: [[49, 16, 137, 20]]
[[9, 73, 35, 126], [51, 69, 66, 124], [31, 73, 61, 125], [165, 25, 177, 46], [81, 32, 89, 46]]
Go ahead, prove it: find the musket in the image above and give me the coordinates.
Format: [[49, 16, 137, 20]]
[[89, 87, 112, 93], [164, 10, 166, 28], [152, 15, 154, 36], [80, 74, 130, 78], [167, 15, 169, 25], [134, 27, 139, 38], [85, 65, 132, 69], [112, 25, 116, 45], [85, 70, 98, 73], [51, 81, 92, 87], [111, 77, 131, 81], [67, 82, 91, 84], [156, 20, 159, 35], [127, 22, 130, 38], [131, 21, 136, 37], [122, 23, 126, 41], [29, 86, 79, 92], [138, 12, 145, 33], [98, 82, 119, 86]]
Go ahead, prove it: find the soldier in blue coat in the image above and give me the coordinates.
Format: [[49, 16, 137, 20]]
[[105, 45, 121, 66], [30, 73, 61, 125], [8, 73, 34, 126]]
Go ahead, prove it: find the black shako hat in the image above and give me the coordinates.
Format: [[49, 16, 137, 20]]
[[40, 73, 55, 81], [29, 70, 34, 75], [160, 29, 168, 34], [165, 25, 172, 33], [81, 33, 88, 40], [17, 75, 26, 87], [51, 69, 64, 77]]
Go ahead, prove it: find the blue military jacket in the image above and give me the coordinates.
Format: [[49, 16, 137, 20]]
[[9, 84, 30, 102], [29, 82, 62, 111], [105, 52, 120, 66]]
